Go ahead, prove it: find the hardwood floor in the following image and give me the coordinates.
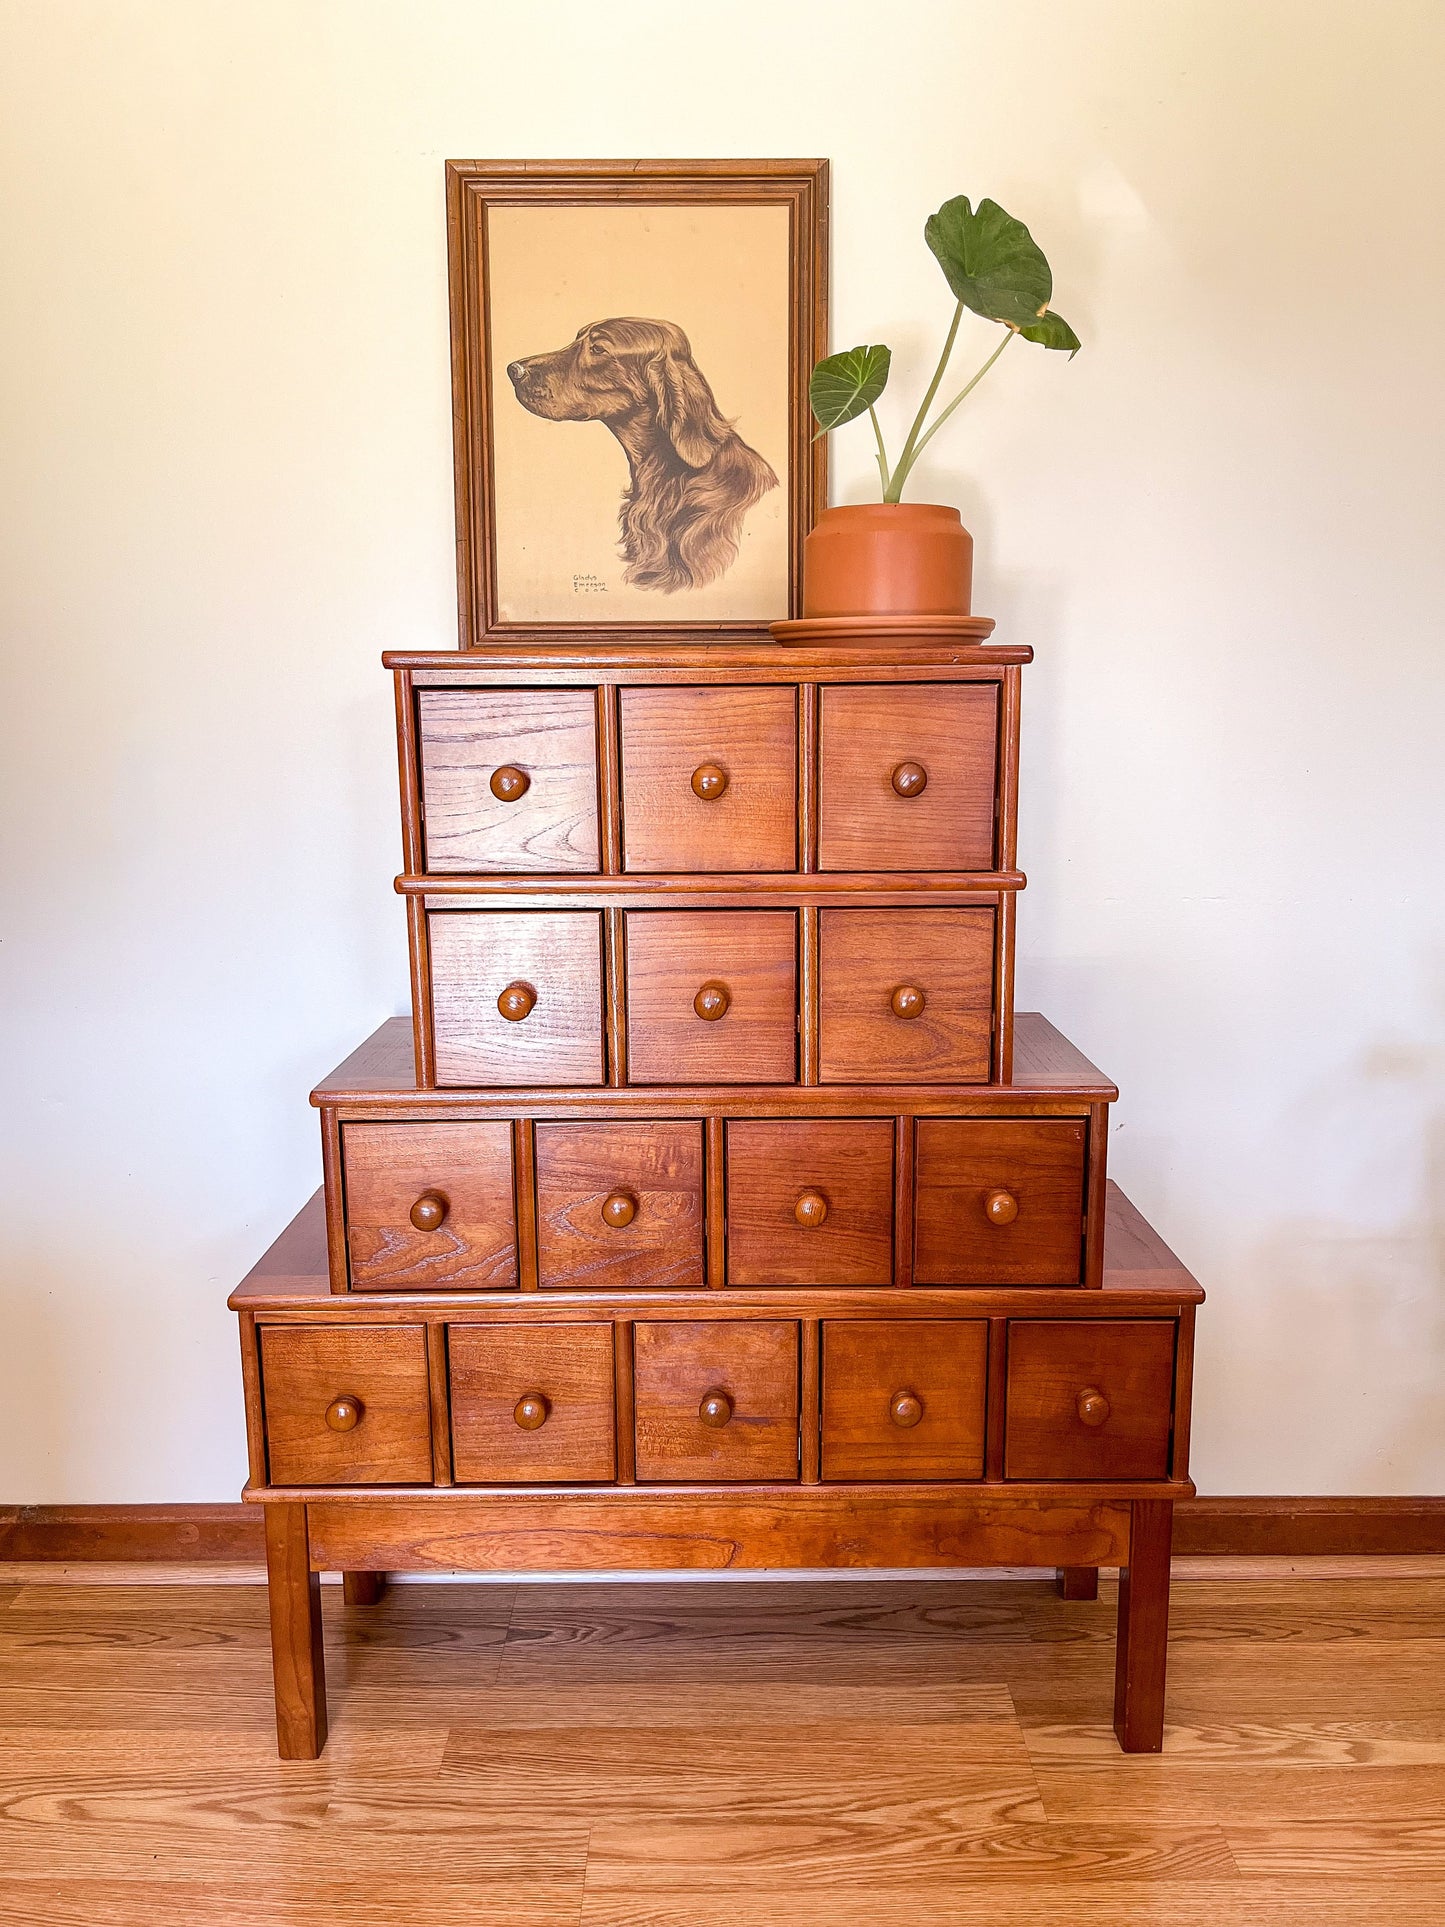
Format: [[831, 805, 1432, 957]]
[[1, 1565, 1443, 1922]]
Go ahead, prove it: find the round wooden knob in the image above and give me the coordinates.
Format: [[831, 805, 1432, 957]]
[[794, 1189, 829, 1228], [489, 765, 530, 802], [891, 761, 928, 797], [984, 1189, 1019, 1226], [693, 981, 730, 1021], [1077, 1387, 1111, 1429], [497, 981, 536, 1022], [691, 763, 729, 801], [698, 1389, 733, 1429], [890, 1391, 924, 1429], [601, 1190, 637, 1228], [409, 1191, 448, 1233], [325, 1396, 362, 1433], [514, 1393, 550, 1431], [890, 984, 926, 1020]]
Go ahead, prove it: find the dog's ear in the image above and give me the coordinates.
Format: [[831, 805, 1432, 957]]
[[646, 347, 729, 468]]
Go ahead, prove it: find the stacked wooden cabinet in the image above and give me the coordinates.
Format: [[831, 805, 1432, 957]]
[[232, 626, 1203, 1758]]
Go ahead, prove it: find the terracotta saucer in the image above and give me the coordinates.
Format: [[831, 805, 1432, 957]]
[[770, 614, 998, 644]]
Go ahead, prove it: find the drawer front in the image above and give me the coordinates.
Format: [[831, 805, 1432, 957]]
[[633, 1320, 799, 1482], [343, 1121, 517, 1291], [261, 1326, 432, 1485], [536, 1121, 705, 1291], [726, 1119, 894, 1286], [821, 1320, 988, 1481], [620, 686, 797, 873], [818, 685, 998, 872], [625, 911, 797, 1085], [1005, 1320, 1176, 1481], [449, 1323, 616, 1483], [914, 1119, 1087, 1286], [818, 907, 993, 1083], [418, 688, 599, 873], [429, 910, 605, 1087]]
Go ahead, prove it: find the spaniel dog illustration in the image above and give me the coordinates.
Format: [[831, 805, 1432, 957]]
[[506, 318, 778, 593]]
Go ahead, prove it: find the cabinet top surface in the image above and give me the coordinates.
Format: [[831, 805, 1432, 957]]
[[383, 641, 1032, 676]]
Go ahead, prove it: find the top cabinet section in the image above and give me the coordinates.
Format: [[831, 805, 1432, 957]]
[[419, 689, 600, 873]]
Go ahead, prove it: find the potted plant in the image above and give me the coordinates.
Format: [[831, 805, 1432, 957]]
[[804, 194, 1080, 620]]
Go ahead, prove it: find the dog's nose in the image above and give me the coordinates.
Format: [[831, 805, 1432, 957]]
[[506, 360, 529, 383]]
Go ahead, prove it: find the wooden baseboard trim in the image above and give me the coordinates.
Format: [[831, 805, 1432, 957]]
[[4, 1496, 1444, 1566]]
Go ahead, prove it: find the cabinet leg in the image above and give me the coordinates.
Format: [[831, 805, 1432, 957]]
[[264, 1503, 327, 1760], [343, 1571, 387, 1606], [1113, 1499, 1173, 1753], [1055, 1566, 1099, 1600]]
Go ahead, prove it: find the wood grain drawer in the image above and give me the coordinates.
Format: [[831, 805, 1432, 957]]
[[428, 910, 605, 1087], [625, 911, 797, 1084], [535, 1122, 705, 1291], [819, 684, 998, 872], [821, 1320, 988, 1481], [633, 1320, 799, 1482], [448, 1324, 615, 1483], [260, 1326, 432, 1485], [343, 1121, 517, 1291], [1005, 1320, 1176, 1481], [914, 1119, 1087, 1286], [418, 688, 599, 873], [620, 686, 797, 872], [818, 907, 993, 1083], [725, 1119, 893, 1285]]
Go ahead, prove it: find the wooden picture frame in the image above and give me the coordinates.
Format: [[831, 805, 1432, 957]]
[[446, 159, 829, 648]]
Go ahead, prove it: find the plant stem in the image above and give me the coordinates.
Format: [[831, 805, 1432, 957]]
[[884, 299, 964, 504], [866, 404, 891, 495], [889, 327, 1016, 499]]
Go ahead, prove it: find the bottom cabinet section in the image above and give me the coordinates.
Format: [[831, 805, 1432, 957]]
[[821, 1321, 988, 1481], [634, 1320, 799, 1483], [261, 1326, 433, 1485], [449, 1324, 616, 1483], [1005, 1320, 1176, 1480]]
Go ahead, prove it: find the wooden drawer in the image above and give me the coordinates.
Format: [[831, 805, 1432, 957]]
[[633, 1320, 799, 1481], [449, 1324, 615, 1483], [620, 686, 797, 872], [343, 1121, 517, 1291], [428, 910, 605, 1087], [821, 1320, 988, 1480], [818, 907, 993, 1083], [725, 1119, 893, 1285], [625, 911, 797, 1084], [818, 684, 998, 872], [1005, 1321, 1176, 1481], [535, 1121, 705, 1291], [418, 688, 599, 873], [260, 1326, 432, 1485], [914, 1119, 1087, 1286]]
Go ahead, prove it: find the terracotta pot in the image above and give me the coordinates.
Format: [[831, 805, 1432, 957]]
[[802, 503, 973, 619]]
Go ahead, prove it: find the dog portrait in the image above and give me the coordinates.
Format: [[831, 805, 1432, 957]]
[[507, 317, 779, 595]]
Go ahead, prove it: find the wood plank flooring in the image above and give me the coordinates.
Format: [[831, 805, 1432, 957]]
[[1, 1564, 1443, 1922]]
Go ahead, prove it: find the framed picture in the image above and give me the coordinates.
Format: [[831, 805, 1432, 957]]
[[445, 159, 829, 646]]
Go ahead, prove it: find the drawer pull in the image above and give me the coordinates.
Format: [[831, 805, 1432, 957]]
[[489, 764, 531, 802], [513, 1393, 551, 1431], [984, 1189, 1020, 1226], [794, 1189, 829, 1228], [601, 1189, 638, 1228], [691, 762, 730, 801], [890, 1390, 924, 1429], [891, 760, 929, 797], [889, 984, 926, 1020], [325, 1396, 363, 1433], [497, 980, 537, 1022], [1076, 1387, 1111, 1429], [698, 1388, 733, 1428], [409, 1191, 448, 1233], [693, 981, 731, 1021]]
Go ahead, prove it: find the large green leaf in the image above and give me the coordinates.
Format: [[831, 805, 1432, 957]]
[[809, 343, 892, 431], [924, 195, 1053, 329], [1019, 309, 1081, 355]]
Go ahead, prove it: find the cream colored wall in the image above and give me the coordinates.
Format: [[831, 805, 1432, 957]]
[[2, 0, 1442, 1501]]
